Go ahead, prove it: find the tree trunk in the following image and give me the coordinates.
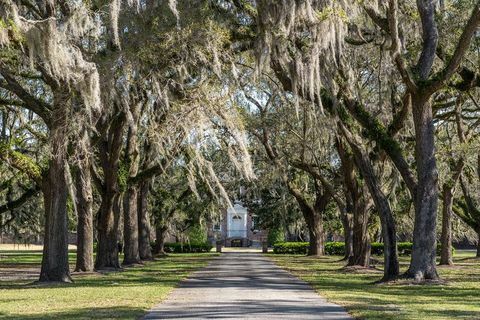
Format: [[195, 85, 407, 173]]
[[95, 192, 121, 269], [350, 201, 371, 267], [154, 225, 167, 255], [406, 94, 439, 281], [307, 210, 324, 256], [39, 102, 71, 283], [440, 185, 454, 266], [337, 139, 371, 267], [340, 126, 399, 280], [73, 131, 94, 272], [138, 180, 153, 260], [123, 185, 141, 265], [94, 112, 125, 270], [343, 212, 354, 261], [122, 116, 141, 265], [476, 230, 480, 258]]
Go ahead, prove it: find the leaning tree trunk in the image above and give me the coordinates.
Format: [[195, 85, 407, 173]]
[[39, 102, 71, 283], [138, 180, 153, 260], [407, 95, 439, 281], [341, 126, 399, 280], [440, 185, 454, 266], [73, 131, 94, 272]]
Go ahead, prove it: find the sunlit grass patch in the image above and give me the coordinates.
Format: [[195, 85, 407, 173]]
[[0, 251, 217, 319], [269, 250, 480, 320]]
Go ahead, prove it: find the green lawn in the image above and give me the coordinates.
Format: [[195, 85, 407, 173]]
[[269, 250, 480, 320], [0, 250, 216, 319]]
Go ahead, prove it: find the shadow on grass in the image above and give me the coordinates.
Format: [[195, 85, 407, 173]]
[[0, 306, 145, 320], [0, 255, 214, 290]]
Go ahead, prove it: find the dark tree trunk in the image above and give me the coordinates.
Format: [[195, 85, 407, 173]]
[[73, 131, 94, 272], [39, 101, 71, 283], [337, 138, 370, 267], [94, 112, 125, 270], [288, 184, 328, 257], [342, 209, 354, 261], [95, 191, 121, 269], [406, 95, 439, 280], [138, 180, 152, 260], [123, 185, 141, 265], [306, 210, 325, 256], [440, 185, 454, 266], [154, 225, 167, 255], [477, 231, 480, 258], [340, 126, 399, 280], [350, 202, 371, 267], [122, 113, 141, 265]]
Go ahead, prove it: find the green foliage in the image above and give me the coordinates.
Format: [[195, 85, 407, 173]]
[[187, 224, 207, 243], [273, 242, 309, 254], [272, 241, 453, 256], [164, 242, 213, 253], [267, 226, 285, 245]]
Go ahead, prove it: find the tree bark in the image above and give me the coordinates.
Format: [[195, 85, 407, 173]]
[[406, 94, 439, 280], [350, 201, 371, 267], [440, 185, 454, 266], [336, 138, 370, 267], [95, 192, 121, 269], [477, 231, 480, 258], [339, 123, 400, 281], [154, 225, 168, 255], [342, 207, 354, 261], [138, 180, 153, 260], [306, 209, 324, 256], [94, 112, 125, 270], [122, 105, 141, 265], [39, 98, 71, 283], [339, 125, 399, 280], [123, 185, 141, 265], [73, 130, 94, 272]]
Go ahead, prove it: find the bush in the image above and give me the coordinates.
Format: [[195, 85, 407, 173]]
[[323, 242, 342, 255], [273, 242, 309, 254], [272, 241, 451, 256], [163, 242, 213, 253], [267, 227, 285, 246]]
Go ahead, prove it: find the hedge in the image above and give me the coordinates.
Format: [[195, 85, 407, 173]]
[[164, 242, 213, 253], [272, 241, 452, 256]]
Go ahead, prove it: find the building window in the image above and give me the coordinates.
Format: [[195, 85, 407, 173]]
[[232, 215, 242, 220]]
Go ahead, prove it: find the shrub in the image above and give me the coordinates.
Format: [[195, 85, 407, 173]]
[[273, 242, 309, 254], [325, 242, 345, 255], [267, 227, 285, 246], [272, 241, 451, 256], [164, 242, 213, 253]]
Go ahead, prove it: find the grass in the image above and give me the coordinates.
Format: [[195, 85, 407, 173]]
[[269, 250, 480, 320], [0, 250, 217, 319]]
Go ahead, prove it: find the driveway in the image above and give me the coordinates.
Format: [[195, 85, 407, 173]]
[[143, 252, 353, 319]]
